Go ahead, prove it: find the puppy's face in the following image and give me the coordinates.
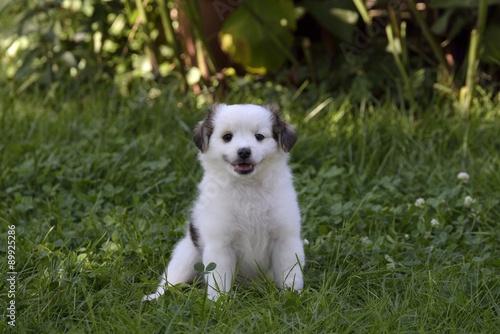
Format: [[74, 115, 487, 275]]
[[193, 104, 296, 176]]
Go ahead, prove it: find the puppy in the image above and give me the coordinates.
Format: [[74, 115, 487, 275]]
[[143, 104, 305, 301]]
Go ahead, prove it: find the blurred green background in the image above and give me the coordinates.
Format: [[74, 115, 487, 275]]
[[1, 0, 499, 109]]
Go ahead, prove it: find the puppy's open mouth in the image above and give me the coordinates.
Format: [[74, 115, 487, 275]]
[[233, 163, 255, 174]]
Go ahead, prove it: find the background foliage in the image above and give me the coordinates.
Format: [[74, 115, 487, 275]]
[[1, 0, 499, 110]]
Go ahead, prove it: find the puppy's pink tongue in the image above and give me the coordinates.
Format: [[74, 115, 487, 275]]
[[234, 163, 254, 174]]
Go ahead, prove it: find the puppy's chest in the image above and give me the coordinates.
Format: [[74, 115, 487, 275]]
[[231, 201, 276, 251], [231, 209, 275, 263], [204, 184, 281, 246], [227, 189, 274, 227]]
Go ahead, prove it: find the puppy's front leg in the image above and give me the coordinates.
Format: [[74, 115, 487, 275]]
[[143, 236, 200, 301], [271, 237, 305, 291], [203, 244, 236, 300]]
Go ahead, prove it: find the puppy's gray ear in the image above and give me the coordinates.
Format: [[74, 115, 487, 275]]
[[193, 104, 219, 152], [265, 104, 297, 153], [193, 121, 207, 152]]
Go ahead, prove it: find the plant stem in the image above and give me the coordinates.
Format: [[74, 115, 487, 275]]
[[407, 0, 449, 73], [461, 0, 488, 112], [386, 25, 416, 111], [158, 0, 188, 89], [353, 0, 371, 25], [134, 0, 159, 76], [461, 29, 479, 112], [183, 0, 217, 75]]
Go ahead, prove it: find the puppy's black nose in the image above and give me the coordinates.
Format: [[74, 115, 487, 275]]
[[238, 147, 251, 159]]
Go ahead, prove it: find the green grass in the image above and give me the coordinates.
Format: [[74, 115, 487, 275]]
[[1, 83, 499, 333]]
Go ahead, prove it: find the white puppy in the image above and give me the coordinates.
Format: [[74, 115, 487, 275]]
[[143, 104, 304, 301]]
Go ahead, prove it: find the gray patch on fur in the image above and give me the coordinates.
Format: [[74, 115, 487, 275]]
[[264, 104, 297, 152], [193, 104, 220, 152], [189, 221, 200, 251]]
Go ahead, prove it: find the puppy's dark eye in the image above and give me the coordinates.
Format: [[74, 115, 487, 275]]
[[222, 133, 233, 142], [255, 134, 265, 141]]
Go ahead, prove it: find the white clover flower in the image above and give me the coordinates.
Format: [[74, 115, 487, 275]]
[[360, 236, 372, 246], [430, 218, 440, 227], [404, 234, 410, 240], [457, 172, 470, 183], [58, 268, 66, 279], [464, 196, 476, 207], [302, 239, 310, 246], [385, 254, 396, 269], [415, 198, 426, 208]]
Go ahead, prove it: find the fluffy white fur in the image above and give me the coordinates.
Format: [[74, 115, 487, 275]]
[[143, 104, 304, 301]]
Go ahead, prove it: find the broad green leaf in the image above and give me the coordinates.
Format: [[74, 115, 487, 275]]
[[482, 19, 500, 65], [302, 0, 359, 42], [205, 262, 217, 272], [430, 8, 456, 35], [219, 0, 296, 74], [194, 262, 205, 273]]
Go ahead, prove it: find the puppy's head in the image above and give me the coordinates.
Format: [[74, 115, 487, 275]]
[[193, 104, 296, 176]]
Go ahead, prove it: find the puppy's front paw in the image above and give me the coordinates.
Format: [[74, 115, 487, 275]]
[[142, 287, 165, 301], [281, 286, 303, 295], [207, 289, 220, 301], [142, 293, 161, 301]]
